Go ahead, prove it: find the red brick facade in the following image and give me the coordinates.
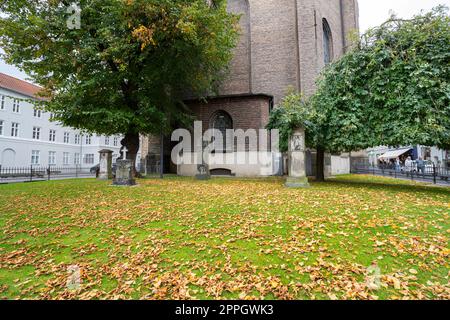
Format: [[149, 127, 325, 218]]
[[186, 94, 272, 133]]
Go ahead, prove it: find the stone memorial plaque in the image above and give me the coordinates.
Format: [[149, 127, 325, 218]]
[[98, 149, 113, 180], [286, 128, 309, 188], [113, 159, 136, 186]]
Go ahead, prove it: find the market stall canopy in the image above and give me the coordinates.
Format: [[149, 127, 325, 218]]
[[378, 148, 412, 160]]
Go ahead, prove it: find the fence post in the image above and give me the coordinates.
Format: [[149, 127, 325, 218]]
[[433, 163, 437, 185], [30, 165, 33, 182], [48, 166, 51, 181]]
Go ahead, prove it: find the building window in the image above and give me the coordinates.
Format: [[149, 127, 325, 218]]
[[113, 137, 118, 146], [49, 113, 54, 121], [323, 18, 333, 65], [85, 135, 92, 145], [422, 147, 432, 160], [11, 122, 19, 137], [48, 151, 56, 165], [0, 95, 4, 110], [105, 136, 110, 145], [63, 152, 69, 165], [74, 153, 81, 165], [33, 108, 42, 118], [74, 134, 80, 144], [31, 150, 40, 165], [84, 154, 94, 164], [32, 127, 41, 140], [211, 110, 233, 152], [49, 129, 56, 142], [12, 99, 20, 113], [64, 132, 70, 144], [0, 120, 3, 136]]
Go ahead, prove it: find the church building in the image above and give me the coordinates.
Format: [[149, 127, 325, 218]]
[[142, 0, 359, 177]]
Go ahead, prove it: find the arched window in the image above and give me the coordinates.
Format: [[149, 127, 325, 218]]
[[210, 111, 233, 152], [323, 18, 333, 65]]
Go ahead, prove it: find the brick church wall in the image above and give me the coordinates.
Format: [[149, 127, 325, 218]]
[[186, 95, 271, 132]]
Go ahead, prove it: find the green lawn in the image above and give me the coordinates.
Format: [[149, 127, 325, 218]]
[[0, 175, 448, 300]]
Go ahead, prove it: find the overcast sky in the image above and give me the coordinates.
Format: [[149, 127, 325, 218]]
[[1, 0, 450, 82]]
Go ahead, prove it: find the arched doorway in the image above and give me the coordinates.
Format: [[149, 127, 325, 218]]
[[1, 149, 16, 167]]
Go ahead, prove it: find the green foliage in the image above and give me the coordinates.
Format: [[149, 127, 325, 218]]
[[266, 89, 316, 152], [0, 0, 239, 136], [311, 6, 450, 153]]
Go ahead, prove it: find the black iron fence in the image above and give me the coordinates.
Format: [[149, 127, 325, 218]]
[[0, 166, 95, 183], [351, 163, 450, 185]]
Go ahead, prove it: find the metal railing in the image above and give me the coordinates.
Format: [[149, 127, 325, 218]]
[[351, 163, 450, 185], [0, 165, 95, 183]]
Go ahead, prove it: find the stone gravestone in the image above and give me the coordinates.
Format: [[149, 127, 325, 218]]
[[113, 147, 136, 186], [285, 128, 310, 188], [195, 141, 211, 180], [98, 149, 113, 180]]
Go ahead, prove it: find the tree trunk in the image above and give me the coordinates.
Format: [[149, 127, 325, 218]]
[[121, 132, 140, 177], [316, 146, 325, 182]]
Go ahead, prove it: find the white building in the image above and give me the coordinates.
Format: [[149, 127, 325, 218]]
[[0, 72, 130, 169]]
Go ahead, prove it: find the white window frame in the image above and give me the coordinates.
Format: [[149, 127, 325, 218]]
[[113, 137, 118, 146], [0, 120, 3, 136], [85, 135, 92, 145], [64, 132, 70, 144], [74, 134, 80, 145], [74, 153, 81, 165], [105, 136, 110, 145], [33, 108, 42, 118], [12, 99, 20, 113], [48, 151, 56, 166], [31, 150, 40, 165], [84, 153, 95, 164], [49, 129, 56, 142], [11, 122, 19, 137], [63, 152, 70, 165], [0, 95, 5, 110], [32, 126, 41, 140]]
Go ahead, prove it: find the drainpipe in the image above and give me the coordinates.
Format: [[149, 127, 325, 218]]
[[340, 0, 347, 53]]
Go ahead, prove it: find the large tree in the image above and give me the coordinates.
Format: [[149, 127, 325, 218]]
[[0, 0, 239, 170], [269, 7, 450, 181]]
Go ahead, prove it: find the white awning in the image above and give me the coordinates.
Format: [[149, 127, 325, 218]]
[[378, 148, 412, 160]]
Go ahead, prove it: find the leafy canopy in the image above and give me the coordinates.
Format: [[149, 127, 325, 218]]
[[0, 0, 239, 136], [266, 89, 317, 153], [269, 7, 450, 153], [312, 6, 450, 152]]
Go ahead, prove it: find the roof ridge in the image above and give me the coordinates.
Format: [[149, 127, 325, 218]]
[[0, 72, 46, 100]]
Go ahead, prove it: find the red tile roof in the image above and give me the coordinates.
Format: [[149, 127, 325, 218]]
[[0, 72, 46, 100]]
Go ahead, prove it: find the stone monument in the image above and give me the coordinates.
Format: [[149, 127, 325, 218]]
[[113, 147, 136, 186], [98, 149, 113, 180], [285, 128, 310, 188], [195, 141, 211, 180]]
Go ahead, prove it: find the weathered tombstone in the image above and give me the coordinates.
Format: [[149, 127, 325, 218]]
[[195, 141, 211, 180], [98, 149, 113, 180], [195, 163, 211, 180], [285, 128, 310, 188], [113, 147, 136, 186]]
